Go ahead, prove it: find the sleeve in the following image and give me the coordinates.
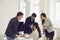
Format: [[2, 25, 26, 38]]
[[33, 19, 35, 23], [13, 20, 19, 35], [44, 19, 53, 29], [48, 19, 53, 29], [7, 19, 13, 27], [37, 26, 41, 38], [25, 18, 30, 24], [44, 22, 49, 27]]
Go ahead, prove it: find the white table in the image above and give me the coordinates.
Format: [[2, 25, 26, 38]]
[[15, 37, 33, 40], [4, 35, 45, 40]]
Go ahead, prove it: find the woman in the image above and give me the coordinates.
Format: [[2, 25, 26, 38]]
[[40, 13, 54, 40], [24, 22, 41, 40]]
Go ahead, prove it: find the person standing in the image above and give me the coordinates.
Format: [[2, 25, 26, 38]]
[[40, 13, 54, 40], [24, 13, 41, 38], [5, 12, 23, 40], [24, 13, 37, 34]]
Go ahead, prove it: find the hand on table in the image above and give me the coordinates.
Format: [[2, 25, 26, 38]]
[[41, 33, 44, 35], [44, 26, 48, 29], [16, 34, 20, 37]]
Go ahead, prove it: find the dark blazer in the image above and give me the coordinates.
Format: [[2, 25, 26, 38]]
[[24, 16, 41, 38], [24, 16, 35, 34], [37, 26, 41, 38], [5, 17, 20, 38], [17, 22, 24, 32]]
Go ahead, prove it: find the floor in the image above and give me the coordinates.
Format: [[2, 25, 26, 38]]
[[0, 27, 60, 40]]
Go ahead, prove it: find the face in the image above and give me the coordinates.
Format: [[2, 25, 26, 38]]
[[32, 16, 36, 20], [41, 15, 45, 20], [32, 25, 36, 30], [18, 15, 23, 20]]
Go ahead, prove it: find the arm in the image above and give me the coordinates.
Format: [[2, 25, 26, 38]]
[[33, 19, 35, 23], [24, 32, 34, 39], [25, 18, 30, 25], [43, 19, 53, 29], [13, 20, 19, 35], [37, 26, 41, 38], [48, 19, 53, 29]]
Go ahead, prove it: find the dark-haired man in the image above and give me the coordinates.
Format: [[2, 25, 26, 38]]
[[24, 13, 41, 38], [24, 13, 37, 34], [5, 12, 23, 40]]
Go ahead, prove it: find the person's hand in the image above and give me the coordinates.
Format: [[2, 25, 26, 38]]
[[19, 31, 24, 37], [44, 26, 48, 29], [19, 34, 25, 37], [16, 34, 20, 37], [24, 34, 30, 37], [41, 33, 44, 35]]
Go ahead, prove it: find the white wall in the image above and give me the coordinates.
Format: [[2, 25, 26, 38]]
[[0, 0, 50, 35], [56, 0, 60, 2], [0, 0, 59, 35], [0, 0, 18, 35]]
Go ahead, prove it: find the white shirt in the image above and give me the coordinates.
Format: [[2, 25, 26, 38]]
[[24, 29, 39, 40]]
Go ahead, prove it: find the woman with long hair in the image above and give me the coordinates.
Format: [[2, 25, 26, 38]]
[[40, 13, 54, 40]]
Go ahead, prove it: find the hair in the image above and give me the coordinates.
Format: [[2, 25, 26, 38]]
[[33, 22, 41, 37], [31, 13, 37, 17], [40, 13, 46, 25], [17, 12, 23, 16], [41, 13, 46, 18], [33, 22, 39, 29]]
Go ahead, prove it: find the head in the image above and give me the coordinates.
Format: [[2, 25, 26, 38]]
[[40, 13, 46, 20], [17, 12, 23, 20], [40, 13, 46, 25], [32, 22, 39, 30], [31, 13, 37, 20]]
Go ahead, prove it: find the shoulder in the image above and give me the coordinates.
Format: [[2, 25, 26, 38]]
[[47, 18, 53, 25], [46, 18, 51, 22], [10, 17, 18, 22], [26, 16, 31, 20]]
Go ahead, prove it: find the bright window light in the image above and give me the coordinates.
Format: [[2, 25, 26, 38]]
[[19, 0, 26, 22], [50, 0, 60, 27], [30, 0, 40, 22], [55, 2, 60, 26]]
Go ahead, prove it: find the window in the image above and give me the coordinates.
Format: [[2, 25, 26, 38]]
[[19, 0, 40, 22], [50, 0, 55, 26], [30, 0, 40, 22], [19, 0, 26, 22], [30, 0, 39, 15], [50, 0, 60, 27], [55, 2, 60, 26]]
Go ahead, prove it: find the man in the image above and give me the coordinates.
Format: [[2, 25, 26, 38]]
[[17, 22, 24, 32], [24, 13, 37, 34], [24, 13, 41, 38], [5, 12, 23, 40]]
